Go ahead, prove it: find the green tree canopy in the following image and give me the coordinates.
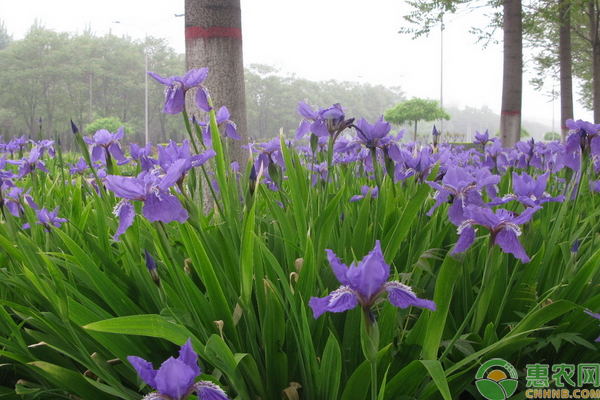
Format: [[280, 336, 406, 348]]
[[544, 131, 560, 140], [384, 98, 450, 141], [85, 117, 132, 136], [244, 64, 405, 140], [0, 20, 11, 50], [0, 24, 185, 147]]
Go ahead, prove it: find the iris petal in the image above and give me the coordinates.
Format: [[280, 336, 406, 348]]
[[178, 339, 201, 378], [496, 229, 530, 263], [309, 286, 358, 319], [154, 357, 196, 400], [193, 380, 231, 400], [113, 200, 135, 241], [127, 356, 157, 389], [346, 241, 389, 299], [142, 192, 188, 224], [384, 281, 436, 311]]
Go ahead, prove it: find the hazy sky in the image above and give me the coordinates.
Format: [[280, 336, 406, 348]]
[[2, 0, 594, 129]]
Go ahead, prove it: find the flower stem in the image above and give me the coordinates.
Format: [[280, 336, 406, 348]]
[[370, 359, 378, 400], [360, 309, 380, 400], [182, 107, 200, 154], [371, 148, 382, 191]]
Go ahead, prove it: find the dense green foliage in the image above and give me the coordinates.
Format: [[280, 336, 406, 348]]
[[384, 97, 450, 140], [0, 23, 186, 147], [0, 20, 12, 50], [85, 117, 133, 136], [545, 131, 561, 140], [0, 102, 599, 399], [0, 26, 405, 148], [1, 19, 600, 400], [245, 64, 405, 140]]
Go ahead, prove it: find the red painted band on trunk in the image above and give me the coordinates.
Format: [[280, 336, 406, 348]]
[[501, 110, 521, 115], [185, 26, 242, 40]]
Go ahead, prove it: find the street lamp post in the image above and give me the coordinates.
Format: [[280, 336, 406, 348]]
[[144, 40, 148, 145], [440, 19, 445, 135], [113, 14, 184, 145], [113, 20, 149, 144]]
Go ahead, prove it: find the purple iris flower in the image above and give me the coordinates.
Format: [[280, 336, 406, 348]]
[[105, 165, 190, 241], [157, 140, 216, 190], [355, 116, 392, 150], [426, 166, 500, 225], [31, 139, 55, 158], [131, 143, 158, 172], [515, 139, 545, 170], [480, 139, 511, 172], [392, 146, 438, 182], [196, 106, 242, 147], [211, 107, 241, 140], [7, 146, 50, 178], [295, 102, 320, 140], [254, 138, 286, 172], [22, 207, 67, 232], [350, 185, 378, 202], [66, 157, 91, 176], [308, 162, 328, 187], [84, 127, 129, 166], [158, 139, 216, 170], [4, 187, 38, 217], [564, 119, 600, 155], [316, 104, 354, 140], [555, 149, 581, 173], [148, 68, 211, 114], [0, 154, 16, 181], [309, 241, 436, 319], [295, 102, 355, 143], [128, 338, 230, 400], [333, 136, 360, 154], [474, 130, 490, 147], [335, 146, 368, 167], [490, 172, 565, 208], [5, 135, 27, 155], [452, 204, 541, 263]]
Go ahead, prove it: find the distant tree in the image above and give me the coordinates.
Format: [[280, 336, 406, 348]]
[[444, 105, 500, 136], [244, 64, 405, 139], [544, 131, 560, 140], [401, 0, 524, 146], [85, 117, 132, 136], [0, 24, 185, 149], [384, 98, 450, 141], [0, 20, 12, 50], [0, 25, 70, 138], [245, 64, 298, 139]]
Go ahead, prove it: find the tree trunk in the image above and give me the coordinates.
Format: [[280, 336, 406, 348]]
[[414, 120, 418, 142], [185, 0, 248, 162], [499, 0, 523, 148], [559, 0, 574, 140], [589, 0, 600, 123]]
